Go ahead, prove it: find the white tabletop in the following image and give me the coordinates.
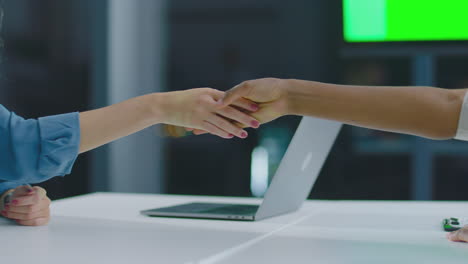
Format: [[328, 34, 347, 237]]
[[2, 192, 468, 264]]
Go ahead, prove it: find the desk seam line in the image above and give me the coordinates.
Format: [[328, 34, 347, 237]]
[[189, 213, 315, 264]]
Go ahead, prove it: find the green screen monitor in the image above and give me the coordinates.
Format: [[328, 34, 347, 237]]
[[343, 0, 468, 43]]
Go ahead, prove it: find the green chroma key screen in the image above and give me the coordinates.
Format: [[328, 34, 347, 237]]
[[343, 0, 468, 42]]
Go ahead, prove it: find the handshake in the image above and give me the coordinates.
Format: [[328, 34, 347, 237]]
[[163, 78, 289, 139], [3, 75, 468, 245]]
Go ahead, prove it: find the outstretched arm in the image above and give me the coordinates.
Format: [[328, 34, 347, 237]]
[[1, 88, 258, 193], [79, 88, 259, 153], [220, 78, 466, 140], [1, 88, 258, 226], [219, 78, 468, 243]]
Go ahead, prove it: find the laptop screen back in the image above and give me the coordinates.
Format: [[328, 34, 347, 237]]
[[255, 117, 342, 220]]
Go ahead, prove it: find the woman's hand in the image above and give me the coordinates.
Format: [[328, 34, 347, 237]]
[[159, 88, 260, 139], [189, 79, 289, 136], [219, 78, 290, 124], [79, 87, 261, 153], [1, 186, 51, 226], [447, 226, 468, 242]]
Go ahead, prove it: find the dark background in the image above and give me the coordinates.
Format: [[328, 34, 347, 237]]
[[2, 0, 468, 201]]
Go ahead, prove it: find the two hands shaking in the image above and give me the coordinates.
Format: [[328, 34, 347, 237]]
[[2, 77, 467, 244], [175, 78, 289, 138], [0, 78, 285, 227], [174, 77, 468, 243]]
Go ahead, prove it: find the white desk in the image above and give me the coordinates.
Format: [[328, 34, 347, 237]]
[[1, 193, 468, 264]]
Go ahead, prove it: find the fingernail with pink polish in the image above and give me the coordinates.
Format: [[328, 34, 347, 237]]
[[4, 205, 9, 210], [251, 104, 259, 111], [251, 120, 260, 128], [12, 200, 18, 205], [241, 132, 248, 138]]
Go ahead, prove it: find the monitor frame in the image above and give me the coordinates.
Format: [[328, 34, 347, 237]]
[[339, 1, 468, 57]]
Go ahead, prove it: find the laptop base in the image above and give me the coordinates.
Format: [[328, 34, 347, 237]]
[[141, 202, 259, 221]]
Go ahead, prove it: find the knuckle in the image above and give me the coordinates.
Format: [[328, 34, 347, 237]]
[[239, 114, 253, 124], [224, 90, 234, 100], [234, 128, 244, 135], [238, 98, 251, 107], [195, 96, 204, 105], [201, 121, 210, 129], [196, 94, 211, 105], [204, 87, 217, 94], [221, 121, 235, 132], [240, 81, 251, 89], [200, 124, 208, 131], [223, 107, 235, 115], [195, 105, 208, 115], [199, 87, 212, 92], [25, 213, 34, 220], [216, 118, 229, 127], [234, 115, 250, 125], [202, 123, 216, 134], [230, 107, 244, 115]]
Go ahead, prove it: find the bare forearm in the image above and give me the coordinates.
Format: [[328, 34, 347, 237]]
[[78, 87, 259, 153], [285, 79, 467, 139], [79, 94, 161, 153]]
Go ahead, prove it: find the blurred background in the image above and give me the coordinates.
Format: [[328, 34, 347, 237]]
[[2, 0, 468, 201]]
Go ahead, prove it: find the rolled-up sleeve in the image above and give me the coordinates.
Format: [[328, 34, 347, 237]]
[[0, 105, 80, 193], [456, 92, 468, 141]]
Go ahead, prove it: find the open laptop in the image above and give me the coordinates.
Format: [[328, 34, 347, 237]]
[[141, 117, 342, 221]]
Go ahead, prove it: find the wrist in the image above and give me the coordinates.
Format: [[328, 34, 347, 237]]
[[283, 79, 320, 116], [148, 91, 188, 126], [283, 79, 301, 116], [146, 93, 166, 125]]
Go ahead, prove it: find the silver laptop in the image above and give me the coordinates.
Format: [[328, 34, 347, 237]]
[[141, 117, 342, 221]]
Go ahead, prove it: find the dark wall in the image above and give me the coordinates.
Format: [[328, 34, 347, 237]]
[[0, 0, 92, 199], [165, 0, 468, 201], [165, 0, 344, 197], [2, 0, 467, 201]]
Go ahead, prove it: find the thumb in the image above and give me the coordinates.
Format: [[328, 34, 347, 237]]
[[218, 82, 252, 107]]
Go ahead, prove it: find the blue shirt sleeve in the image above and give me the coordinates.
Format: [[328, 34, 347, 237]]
[[0, 105, 80, 194]]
